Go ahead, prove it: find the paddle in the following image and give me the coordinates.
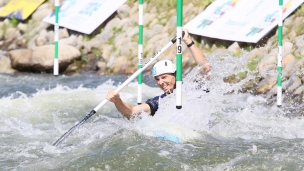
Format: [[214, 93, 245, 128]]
[[53, 33, 184, 146]]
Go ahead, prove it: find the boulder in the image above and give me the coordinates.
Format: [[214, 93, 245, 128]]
[[0, 55, 16, 74], [8, 44, 81, 72]]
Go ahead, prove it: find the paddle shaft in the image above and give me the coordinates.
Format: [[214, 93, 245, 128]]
[[53, 35, 179, 146]]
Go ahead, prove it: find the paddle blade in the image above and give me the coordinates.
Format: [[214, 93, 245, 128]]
[[53, 110, 96, 146]]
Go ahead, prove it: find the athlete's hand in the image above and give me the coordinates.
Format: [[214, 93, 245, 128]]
[[106, 89, 121, 103], [182, 28, 192, 45]]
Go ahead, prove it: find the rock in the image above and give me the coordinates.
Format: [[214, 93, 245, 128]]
[[283, 41, 293, 56], [143, 13, 157, 26], [284, 15, 294, 27], [294, 35, 304, 50], [184, 3, 195, 17], [76, 35, 84, 49], [0, 55, 16, 74], [8, 45, 81, 72], [35, 30, 48, 46], [110, 56, 132, 74], [9, 49, 32, 71], [106, 55, 116, 68], [247, 47, 265, 61], [28, 22, 50, 39], [32, 3, 52, 21], [105, 18, 121, 31], [27, 36, 38, 49], [1, 28, 20, 49], [17, 23, 27, 33], [82, 39, 100, 54], [291, 16, 304, 30], [118, 18, 133, 31], [282, 54, 296, 79], [59, 35, 78, 46], [152, 24, 164, 35], [59, 28, 70, 39], [101, 44, 113, 62], [117, 4, 130, 18], [0, 0, 6, 6], [257, 49, 277, 78], [256, 76, 277, 94], [97, 61, 107, 75], [227, 42, 240, 55], [95, 28, 113, 44], [130, 2, 139, 15], [284, 74, 302, 93], [294, 85, 304, 95]]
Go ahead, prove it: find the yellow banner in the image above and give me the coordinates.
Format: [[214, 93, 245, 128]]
[[0, 0, 45, 20]]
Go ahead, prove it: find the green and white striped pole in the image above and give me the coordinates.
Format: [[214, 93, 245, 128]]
[[137, 0, 143, 104], [277, 0, 283, 106], [176, 0, 183, 109], [54, 0, 59, 75]]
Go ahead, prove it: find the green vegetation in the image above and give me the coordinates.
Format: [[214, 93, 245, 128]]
[[247, 56, 260, 71], [9, 17, 19, 28], [243, 45, 255, 52], [83, 34, 95, 41], [295, 4, 304, 17], [143, 50, 149, 58], [81, 54, 89, 63], [223, 71, 248, 84], [295, 21, 304, 35], [107, 35, 117, 52], [112, 26, 122, 34], [295, 53, 304, 60], [92, 48, 102, 59], [237, 71, 248, 79], [158, 14, 171, 26]]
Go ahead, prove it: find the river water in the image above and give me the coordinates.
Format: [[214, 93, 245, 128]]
[[1, 51, 304, 170]]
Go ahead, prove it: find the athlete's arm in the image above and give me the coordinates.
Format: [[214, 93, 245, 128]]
[[182, 28, 211, 75], [106, 89, 151, 120]]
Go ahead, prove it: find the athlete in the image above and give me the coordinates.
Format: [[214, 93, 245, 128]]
[[106, 28, 211, 120]]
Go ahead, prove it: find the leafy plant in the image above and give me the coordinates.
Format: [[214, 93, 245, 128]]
[[237, 71, 248, 79], [9, 17, 19, 28], [92, 48, 102, 59], [81, 55, 89, 63], [247, 56, 260, 71], [295, 53, 304, 60], [83, 34, 95, 41]]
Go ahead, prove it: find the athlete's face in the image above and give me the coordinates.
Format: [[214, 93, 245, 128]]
[[154, 73, 176, 94]]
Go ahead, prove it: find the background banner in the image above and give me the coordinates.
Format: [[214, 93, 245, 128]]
[[43, 0, 127, 34], [185, 0, 304, 43], [0, 0, 45, 20]]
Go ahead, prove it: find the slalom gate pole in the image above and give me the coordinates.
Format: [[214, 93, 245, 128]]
[[137, 0, 143, 105], [277, 0, 283, 107], [53, 35, 180, 146], [54, 0, 59, 75], [176, 0, 183, 109]]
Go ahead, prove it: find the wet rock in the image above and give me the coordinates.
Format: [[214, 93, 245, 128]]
[[256, 76, 277, 94]]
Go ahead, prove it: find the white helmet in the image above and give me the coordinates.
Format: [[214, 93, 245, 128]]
[[152, 60, 176, 77]]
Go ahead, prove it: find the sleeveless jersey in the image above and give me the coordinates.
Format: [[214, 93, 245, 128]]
[[145, 93, 167, 116]]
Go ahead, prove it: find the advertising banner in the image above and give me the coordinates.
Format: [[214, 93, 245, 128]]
[[185, 0, 304, 43], [0, 0, 45, 20], [43, 0, 127, 34]]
